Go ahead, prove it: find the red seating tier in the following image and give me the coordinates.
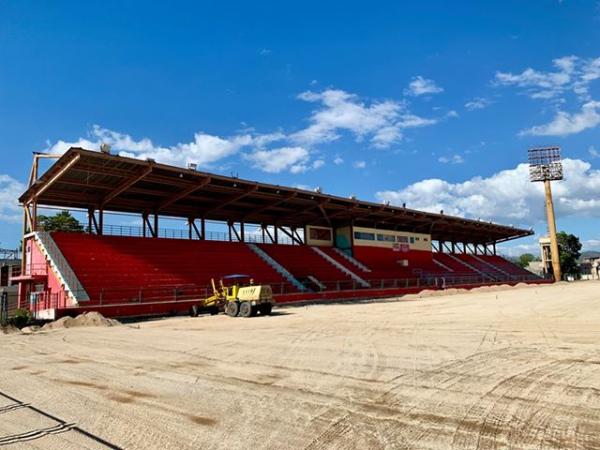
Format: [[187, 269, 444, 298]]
[[432, 253, 478, 276], [352, 247, 432, 281], [454, 254, 505, 280], [52, 232, 291, 302], [478, 255, 538, 278], [258, 244, 353, 289]]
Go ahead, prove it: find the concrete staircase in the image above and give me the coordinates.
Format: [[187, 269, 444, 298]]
[[247, 243, 307, 292], [332, 248, 372, 273], [33, 231, 89, 303], [311, 247, 370, 288], [472, 254, 510, 278], [447, 253, 495, 281]]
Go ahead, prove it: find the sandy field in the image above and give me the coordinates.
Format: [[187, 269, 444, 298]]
[[1, 281, 600, 449]]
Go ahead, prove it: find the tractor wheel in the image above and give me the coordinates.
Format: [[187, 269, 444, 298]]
[[225, 302, 239, 317], [250, 305, 258, 317], [210, 306, 219, 316], [259, 304, 273, 316], [189, 305, 199, 317], [239, 301, 252, 318]]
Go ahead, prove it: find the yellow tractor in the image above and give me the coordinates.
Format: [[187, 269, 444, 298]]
[[190, 274, 275, 318]]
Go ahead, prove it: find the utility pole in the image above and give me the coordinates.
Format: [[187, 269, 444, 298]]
[[529, 146, 563, 282]]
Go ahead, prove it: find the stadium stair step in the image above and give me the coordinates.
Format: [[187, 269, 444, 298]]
[[33, 231, 89, 303], [448, 254, 497, 281], [311, 247, 370, 288], [471, 254, 510, 278], [246, 243, 307, 292], [330, 248, 372, 273]]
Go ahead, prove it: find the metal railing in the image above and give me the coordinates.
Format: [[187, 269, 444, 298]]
[[10, 263, 48, 279], [40, 222, 297, 245]]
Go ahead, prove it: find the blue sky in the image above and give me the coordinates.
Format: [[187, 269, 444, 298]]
[[1, 1, 599, 255]]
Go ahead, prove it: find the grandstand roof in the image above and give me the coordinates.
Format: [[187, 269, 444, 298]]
[[19, 148, 533, 244]]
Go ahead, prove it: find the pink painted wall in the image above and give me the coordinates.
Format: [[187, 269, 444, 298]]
[[21, 236, 73, 311]]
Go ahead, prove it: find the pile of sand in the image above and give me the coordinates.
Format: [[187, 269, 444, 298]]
[[42, 312, 120, 331], [1, 324, 21, 335]]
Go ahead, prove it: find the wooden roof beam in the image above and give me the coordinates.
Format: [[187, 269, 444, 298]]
[[156, 177, 211, 212], [25, 153, 81, 204], [242, 192, 297, 220], [100, 164, 153, 208], [203, 184, 259, 215]]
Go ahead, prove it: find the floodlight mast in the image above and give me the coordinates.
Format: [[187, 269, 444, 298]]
[[528, 146, 563, 281]]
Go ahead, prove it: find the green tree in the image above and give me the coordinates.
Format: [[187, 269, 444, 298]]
[[517, 253, 536, 268], [557, 231, 582, 277], [37, 211, 83, 232]]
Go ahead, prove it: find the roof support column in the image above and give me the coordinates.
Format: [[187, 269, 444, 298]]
[[493, 242, 497, 255], [293, 227, 304, 245], [31, 201, 38, 232], [263, 224, 275, 244], [274, 224, 279, 244], [228, 221, 241, 242], [240, 222, 245, 243], [142, 212, 156, 238], [451, 242, 456, 254], [200, 217, 205, 241], [153, 214, 159, 239], [98, 209, 104, 236], [87, 209, 93, 234]]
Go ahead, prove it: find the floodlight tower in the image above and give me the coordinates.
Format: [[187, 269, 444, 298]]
[[528, 146, 563, 281]]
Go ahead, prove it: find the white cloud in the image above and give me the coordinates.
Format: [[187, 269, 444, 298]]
[[494, 56, 577, 99], [244, 146, 312, 173], [583, 239, 600, 250], [438, 154, 464, 164], [464, 97, 492, 111], [405, 76, 444, 96], [312, 159, 325, 169], [519, 101, 600, 136], [0, 174, 26, 223], [353, 160, 367, 169], [589, 145, 600, 158], [376, 158, 600, 225], [333, 155, 344, 165], [292, 89, 436, 148], [495, 55, 600, 101], [47, 88, 441, 173], [49, 125, 255, 167]]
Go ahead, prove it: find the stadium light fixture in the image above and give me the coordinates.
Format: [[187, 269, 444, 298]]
[[528, 145, 562, 281]]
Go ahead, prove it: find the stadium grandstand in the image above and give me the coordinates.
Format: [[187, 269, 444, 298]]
[[12, 147, 547, 319]]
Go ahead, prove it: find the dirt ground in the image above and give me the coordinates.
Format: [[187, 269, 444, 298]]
[[1, 281, 600, 449]]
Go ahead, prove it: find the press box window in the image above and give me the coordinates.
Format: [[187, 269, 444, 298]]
[[354, 232, 375, 241], [377, 234, 395, 242]]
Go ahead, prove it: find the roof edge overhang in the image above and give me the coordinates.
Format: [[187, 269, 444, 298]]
[[18, 147, 534, 245]]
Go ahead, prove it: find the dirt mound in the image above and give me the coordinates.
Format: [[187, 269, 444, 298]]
[[1, 324, 21, 335], [42, 312, 120, 331], [21, 325, 41, 334]]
